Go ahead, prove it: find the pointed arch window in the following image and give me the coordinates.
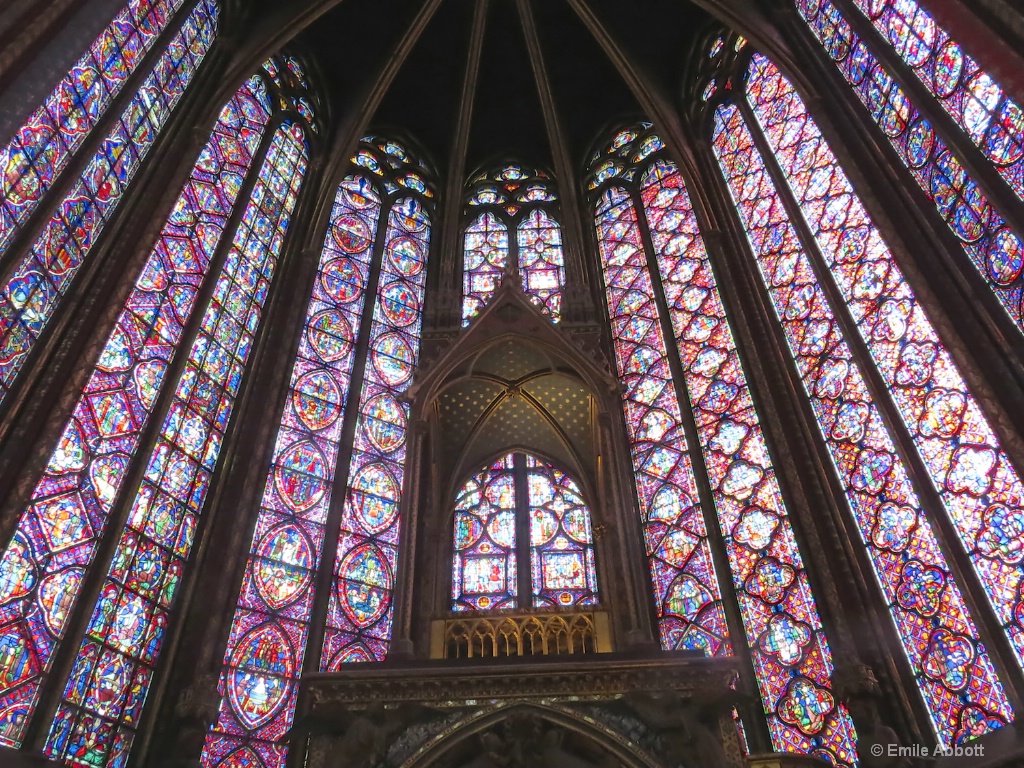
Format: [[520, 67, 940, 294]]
[[589, 124, 856, 765], [202, 137, 433, 768], [794, 0, 1024, 333], [0, 0, 219, 403], [462, 164, 564, 323], [595, 182, 730, 657], [450, 452, 599, 612], [708, 48, 1015, 745], [0, 56, 314, 760], [319, 192, 430, 669]]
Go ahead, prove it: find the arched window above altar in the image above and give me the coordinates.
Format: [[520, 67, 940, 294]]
[[450, 452, 599, 612]]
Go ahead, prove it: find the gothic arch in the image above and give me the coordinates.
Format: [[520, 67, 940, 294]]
[[400, 282, 648, 647], [402, 702, 661, 768]]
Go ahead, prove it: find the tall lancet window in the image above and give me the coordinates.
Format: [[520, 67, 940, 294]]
[[0, 0, 219, 403], [589, 124, 856, 766], [0, 55, 314, 764], [462, 164, 564, 324], [708, 44, 1015, 746], [450, 452, 599, 612], [202, 137, 433, 768], [794, 0, 1024, 333]]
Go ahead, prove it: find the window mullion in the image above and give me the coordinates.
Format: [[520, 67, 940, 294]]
[[16, 105, 282, 753], [625, 181, 773, 747], [512, 453, 532, 608], [626, 185, 749, 643]]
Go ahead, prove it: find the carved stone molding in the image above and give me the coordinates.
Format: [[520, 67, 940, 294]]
[[300, 653, 737, 709]]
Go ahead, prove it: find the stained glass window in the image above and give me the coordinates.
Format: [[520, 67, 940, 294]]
[[462, 165, 564, 323], [0, 0, 218, 405], [712, 68, 1013, 745], [260, 55, 318, 134], [451, 455, 518, 612], [794, 0, 1024, 334], [0, 74, 273, 750], [45, 119, 308, 767], [450, 453, 598, 612], [594, 181, 730, 656], [202, 138, 433, 768], [590, 125, 854, 764], [745, 53, 1024, 676], [850, 0, 1023, 201], [319, 194, 430, 670], [516, 210, 564, 320], [201, 173, 376, 768], [0, 0, 195, 255]]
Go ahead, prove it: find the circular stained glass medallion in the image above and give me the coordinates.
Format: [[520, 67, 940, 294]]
[[362, 393, 406, 452], [338, 544, 393, 627], [274, 440, 329, 511], [293, 370, 342, 431], [379, 281, 419, 327], [387, 236, 423, 276], [331, 214, 372, 252], [563, 508, 591, 543], [320, 257, 362, 303], [988, 230, 1024, 285], [371, 332, 415, 387], [350, 462, 400, 534], [307, 309, 352, 363], [255, 523, 314, 609], [91, 652, 133, 718], [227, 623, 291, 730], [488, 510, 516, 548]]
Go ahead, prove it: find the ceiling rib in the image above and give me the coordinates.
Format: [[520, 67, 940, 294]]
[[565, 0, 699, 174], [565, 0, 733, 234], [440, 0, 489, 291], [304, 0, 445, 250], [516, 0, 587, 289]]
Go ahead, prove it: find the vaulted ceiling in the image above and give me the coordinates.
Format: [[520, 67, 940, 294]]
[[297, 0, 709, 173], [221, 0, 794, 185]]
